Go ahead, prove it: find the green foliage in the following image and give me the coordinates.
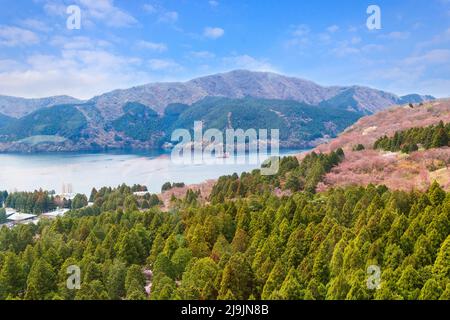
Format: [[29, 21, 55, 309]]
[[0, 164, 448, 300], [210, 149, 344, 202], [374, 121, 450, 153], [72, 194, 88, 210], [112, 102, 163, 142], [353, 144, 365, 151], [5, 190, 58, 214], [0, 104, 87, 142]]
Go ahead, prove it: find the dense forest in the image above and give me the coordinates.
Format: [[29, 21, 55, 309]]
[[2, 184, 157, 214], [374, 121, 450, 153], [0, 149, 448, 300]]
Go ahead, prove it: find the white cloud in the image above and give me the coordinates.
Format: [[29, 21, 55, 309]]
[[190, 51, 215, 59], [221, 55, 276, 72], [43, 1, 67, 17], [204, 27, 224, 39], [292, 24, 310, 37], [158, 11, 179, 24], [332, 44, 360, 57], [361, 44, 385, 53], [19, 19, 52, 32], [143, 4, 156, 13], [50, 36, 111, 50], [44, 0, 137, 28], [381, 31, 410, 40], [0, 26, 39, 46], [351, 36, 362, 44], [148, 58, 182, 71], [78, 0, 137, 27], [326, 25, 339, 33], [403, 49, 450, 65], [0, 48, 150, 99], [209, 1, 219, 7], [137, 41, 168, 52]]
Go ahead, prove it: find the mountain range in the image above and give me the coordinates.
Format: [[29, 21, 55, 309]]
[[0, 70, 435, 152]]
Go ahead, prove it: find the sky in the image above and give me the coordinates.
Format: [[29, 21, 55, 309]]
[[0, 0, 449, 99]]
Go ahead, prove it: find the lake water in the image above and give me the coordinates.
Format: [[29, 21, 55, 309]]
[[0, 149, 305, 195]]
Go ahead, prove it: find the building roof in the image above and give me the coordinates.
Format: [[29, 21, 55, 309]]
[[7, 213, 37, 221], [41, 208, 69, 218]]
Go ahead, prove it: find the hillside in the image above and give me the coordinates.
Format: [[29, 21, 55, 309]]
[[313, 99, 450, 191], [0, 70, 433, 121], [0, 97, 363, 152], [89, 70, 433, 120], [0, 70, 435, 153], [0, 95, 83, 118]]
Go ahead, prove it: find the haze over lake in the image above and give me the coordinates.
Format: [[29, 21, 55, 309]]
[[0, 149, 303, 195]]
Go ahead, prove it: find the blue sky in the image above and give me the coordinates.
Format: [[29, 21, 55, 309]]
[[0, 0, 449, 99]]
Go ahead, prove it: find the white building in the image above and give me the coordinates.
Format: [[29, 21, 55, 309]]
[[133, 191, 150, 197], [41, 208, 70, 219], [7, 213, 37, 224]]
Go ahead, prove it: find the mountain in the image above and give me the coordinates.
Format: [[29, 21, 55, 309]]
[[0, 97, 363, 152], [0, 70, 436, 152], [0, 94, 83, 118], [88, 70, 434, 120]]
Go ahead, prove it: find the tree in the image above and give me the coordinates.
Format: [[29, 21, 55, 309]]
[[419, 278, 443, 300], [261, 260, 286, 299], [278, 268, 303, 300], [153, 253, 176, 279], [75, 280, 109, 300], [117, 230, 145, 265], [72, 194, 88, 209], [0, 252, 26, 299], [106, 260, 127, 300], [431, 127, 448, 148], [171, 248, 193, 279], [218, 253, 254, 300], [178, 257, 219, 300], [25, 258, 57, 300], [0, 208, 7, 224], [125, 265, 146, 300]]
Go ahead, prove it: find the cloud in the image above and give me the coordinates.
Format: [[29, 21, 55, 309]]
[[361, 44, 385, 53], [143, 4, 156, 13], [209, 1, 219, 7], [158, 11, 179, 24], [380, 31, 410, 40], [0, 59, 22, 72], [403, 49, 450, 65], [78, 0, 137, 27], [44, 0, 137, 28], [221, 55, 276, 72], [291, 24, 310, 37], [326, 25, 339, 33], [204, 27, 224, 39], [0, 49, 149, 99], [19, 19, 52, 32], [332, 45, 360, 57], [190, 51, 215, 59], [137, 40, 168, 52], [50, 36, 111, 50], [148, 58, 182, 71], [0, 26, 39, 46], [43, 1, 67, 17]]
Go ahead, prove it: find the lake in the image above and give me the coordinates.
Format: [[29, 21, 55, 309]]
[[0, 149, 305, 195]]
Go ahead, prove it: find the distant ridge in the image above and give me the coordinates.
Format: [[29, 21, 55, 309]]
[[0, 70, 434, 119], [0, 95, 83, 118]]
